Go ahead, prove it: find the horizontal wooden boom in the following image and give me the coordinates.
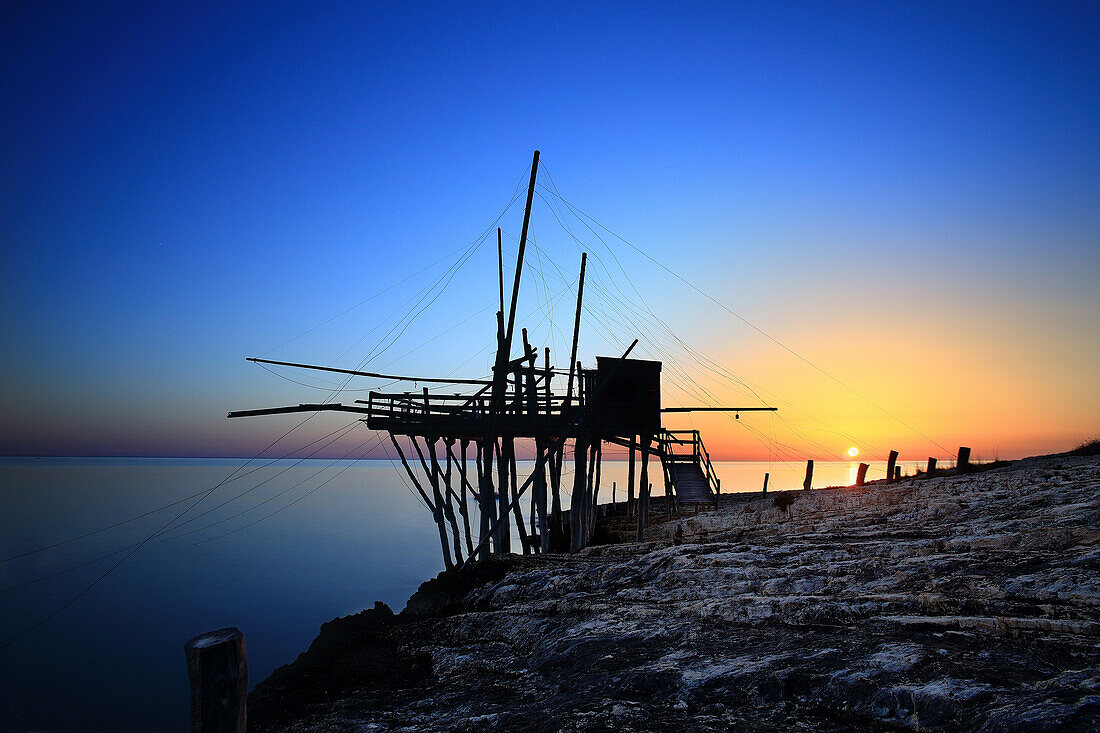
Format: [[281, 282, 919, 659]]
[[246, 357, 491, 386], [661, 406, 777, 412], [227, 403, 371, 419]]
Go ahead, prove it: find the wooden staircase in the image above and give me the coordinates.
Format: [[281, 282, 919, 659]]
[[658, 430, 720, 506]]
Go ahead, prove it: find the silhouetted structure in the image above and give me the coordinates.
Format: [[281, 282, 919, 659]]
[[229, 151, 775, 565]]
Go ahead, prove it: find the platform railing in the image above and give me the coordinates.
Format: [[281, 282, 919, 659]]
[[658, 429, 721, 495]]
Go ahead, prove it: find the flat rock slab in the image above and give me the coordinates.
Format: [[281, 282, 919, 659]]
[[250, 455, 1100, 732]]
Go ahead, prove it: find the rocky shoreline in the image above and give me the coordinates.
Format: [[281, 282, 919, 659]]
[[249, 453, 1100, 731]]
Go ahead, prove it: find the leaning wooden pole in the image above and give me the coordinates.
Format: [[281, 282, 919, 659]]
[[503, 150, 540, 348], [392, 435, 452, 569], [414, 436, 456, 569], [564, 252, 587, 410], [433, 438, 464, 564], [497, 227, 505, 315]]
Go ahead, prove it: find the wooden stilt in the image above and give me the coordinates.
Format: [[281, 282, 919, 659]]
[[494, 438, 511, 554], [570, 436, 589, 552], [438, 438, 464, 563], [398, 435, 452, 569], [585, 440, 598, 540], [762, 472, 770, 494], [476, 440, 495, 560], [424, 437, 462, 565], [457, 439, 474, 556], [856, 462, 869, 486], [506, 441, 530, 554], [627, 438, 636, 519], [549, 446, 564, 550], [535, 439, 548, 553], [636, 434, 651, 541], [803, 459, 814, 491]]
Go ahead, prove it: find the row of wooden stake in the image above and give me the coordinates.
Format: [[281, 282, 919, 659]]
[[760, 446, 975, 493]]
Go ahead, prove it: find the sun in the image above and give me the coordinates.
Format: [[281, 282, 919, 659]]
[[847, 446, 859, 458]]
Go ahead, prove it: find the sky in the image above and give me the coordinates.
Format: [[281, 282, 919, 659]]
[[1, 1, 1097, 462]]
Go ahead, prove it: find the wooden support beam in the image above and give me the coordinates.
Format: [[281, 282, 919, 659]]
[[894, 465, 901, 481], [493, 439, 511, 554], [636, 434, 652, 541], [585, 441, 596, 539], [659, 459, 670, 516], [391, 435, 451, 569], [476, 440, 494, 560], [856, 463, 869, 486], [627, 437, 636, 519], [506, 441, 530, 555], [762, 472, 770, 494], [927, 457, 937, 477], [886, 450, 899, 484], [803, 459, 814, 491], [535, 439, 549, 554], [434, 438, 464, 564], [411, 436, 454, 569], [588, 440, 601, 540], [549, 445, 564, 551], [457, 440, 473, 556], [570, 435, 589, 552]]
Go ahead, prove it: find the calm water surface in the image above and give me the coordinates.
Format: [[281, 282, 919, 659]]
[[0, 456, 918, 731]]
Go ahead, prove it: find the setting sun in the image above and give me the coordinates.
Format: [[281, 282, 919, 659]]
[[847, 447, 859, 457]]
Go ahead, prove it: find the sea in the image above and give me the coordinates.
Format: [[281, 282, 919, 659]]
[[0, 456, 922, 732]]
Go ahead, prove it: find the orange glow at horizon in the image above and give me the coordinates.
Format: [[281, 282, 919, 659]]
[[653, 289, 1100, 463]]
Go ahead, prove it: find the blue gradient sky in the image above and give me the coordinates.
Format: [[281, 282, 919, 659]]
[[2, 2, 1098, 460]]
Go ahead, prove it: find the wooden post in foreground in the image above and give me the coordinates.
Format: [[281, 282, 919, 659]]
[[886, 450, 899, 484], [803, 460, 814, 491], [185, 627, 246, 733], [894, 466, 901, 481], [926, 457, 937, 477], [856, 463, 869, 486], [762, 472, 769, 494], [957, 446, 971, 472]]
